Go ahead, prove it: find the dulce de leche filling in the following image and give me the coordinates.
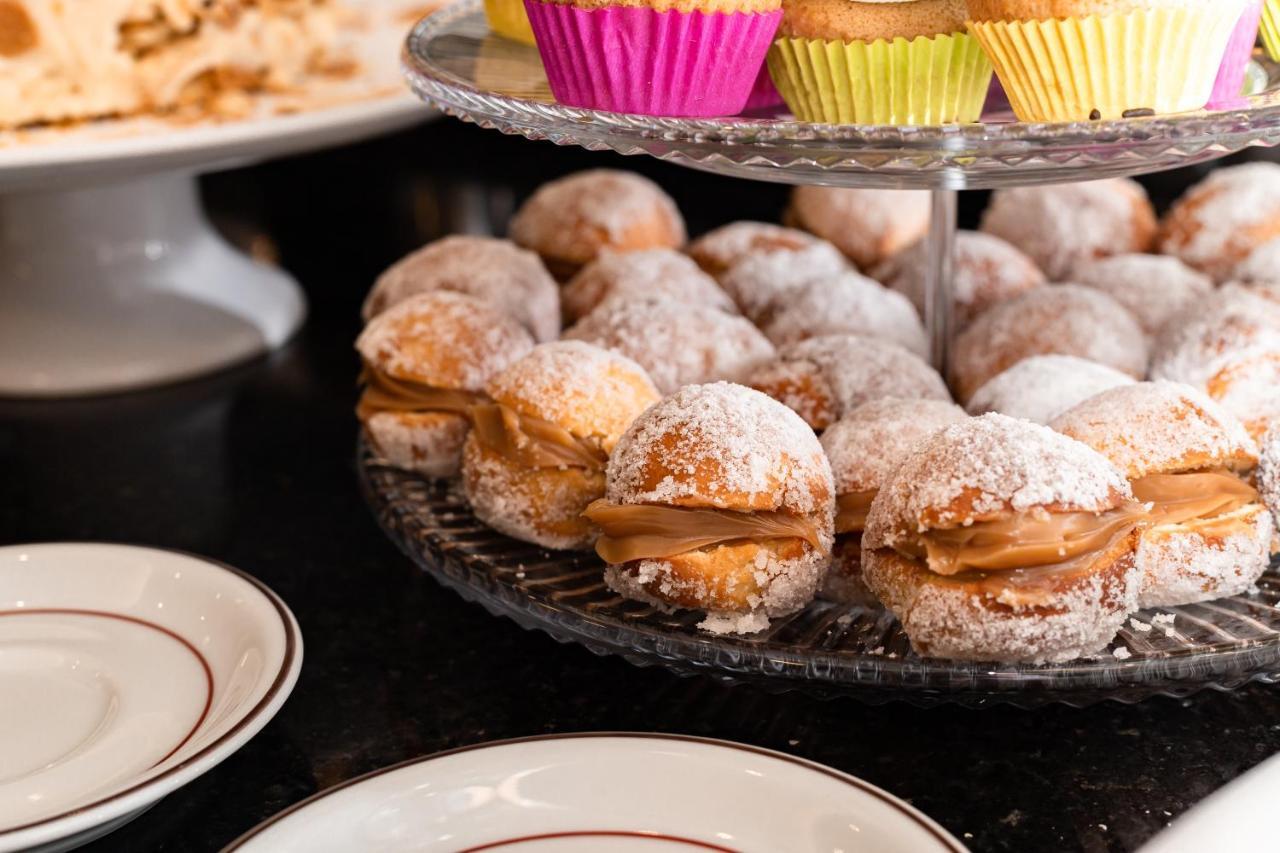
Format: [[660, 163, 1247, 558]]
[[356, 366, 487, 422], [583, 500, 825, 563], [1130, 470, 1258, 527], [470, 403, 608, 471], [835, 490, 878, 535]]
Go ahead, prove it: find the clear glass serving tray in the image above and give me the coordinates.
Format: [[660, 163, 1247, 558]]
[[402, 0, 1280, 190], [359, 443, 1280, 708]]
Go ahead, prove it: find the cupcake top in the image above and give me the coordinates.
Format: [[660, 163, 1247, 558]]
[[717, 240, 849, 324], [980, 179, 1157, 281], [966, 354, 1137, 426], [864, 413, 1133, 549], [1159, 162, 1280, 281], [950, 284, 1148, 403], [763, 271, 928, 355], [356, 291, 535, 391], [779, 0, 969, 41], [686, 221, 824, 279], [564, 297, 776, 393], [748, 334, 951, 431], [1050, 380, 1258, 480], [606, 382, 833, 515], [362, 235, 560, 342], [820, 398, 968, 497], [509, 169, 686, 276], [1071, 253, 1213, 341], [874, 230, 1047, 331], [786, 185, 932, 270], [966, 0, 1210, 21], [561, 249, 735, 323]]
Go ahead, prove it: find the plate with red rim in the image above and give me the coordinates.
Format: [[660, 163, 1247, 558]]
[[224, 733, 966, 853], [0, 543, 302, 853]]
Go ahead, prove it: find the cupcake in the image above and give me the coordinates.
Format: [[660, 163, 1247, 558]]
[[1210, 1, 1264, 105], [966, 0, 1247, 121], [1264, 0, 1280, 61], [486, 0, 538, 44], [523, 0, 784, 117], [768, 0, 993, 124]]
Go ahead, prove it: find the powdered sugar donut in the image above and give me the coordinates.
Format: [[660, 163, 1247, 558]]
[[1260, 427, 1280, 538], [874, 230, 1046, 331], [717, 240, 849, 325], [786, 186, 931, 270], [589, 382, 835, 634], [1159, 162, 1280, 281], [1072, 253, 1213, 342], [509, 169, 686, 279], [950, 285, 1148, 404], [748, 335, 950, 431], [564, 298, 776, 393], [1232, 237, 1280, 288], [361, 235, 560, 342], [356, 292, 535, 478], [762, 272, 928, 355], [863, 414, 1144, 663], [1052, 381, 1271, 607], [966, 355, 1136, 425], [561, 249, 735, 323], [980, 179, 1157, 281], [686, 221, 825, 278]]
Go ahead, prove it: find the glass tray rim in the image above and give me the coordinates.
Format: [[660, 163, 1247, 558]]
[[358, 441, 1280, 707]]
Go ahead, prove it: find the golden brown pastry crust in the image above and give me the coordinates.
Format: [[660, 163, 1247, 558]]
[[780, 0, 968, 41], [965, 0, 1198, 22]]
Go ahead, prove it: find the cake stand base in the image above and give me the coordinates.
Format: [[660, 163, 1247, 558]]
[[0, 173, 305, 397]]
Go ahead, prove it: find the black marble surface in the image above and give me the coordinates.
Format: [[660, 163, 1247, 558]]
[[3, 120, 1278, 853]]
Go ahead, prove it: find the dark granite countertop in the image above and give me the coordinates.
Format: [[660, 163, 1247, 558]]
[[2, 120, 1276, 853]]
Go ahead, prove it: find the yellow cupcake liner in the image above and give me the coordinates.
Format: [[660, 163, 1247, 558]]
[[967, 8, 1244, 123], [1262, 0, 1280, 61], [767, 32, 992, 125], [484, 0, 537, 45]]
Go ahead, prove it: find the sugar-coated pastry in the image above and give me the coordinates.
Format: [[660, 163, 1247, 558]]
[[1260, 426, 1280, 538], [1151, 285, 1280, 439], [561, 249, 736, 324], [862, 414, 1145, 663], [587, 382, 835, 634], [980, 179, 1157, 281], [748, 335, 951, 431], [1072, 253, 1214, 342], [462, 341, 660, 550], [356, 292, 535, 478], [1159, 162, 1280, 281], [874, 230, 1046, 331], [1052, 381, 1272, 608], [785, 186, 932, 270], [966, 355, 1137, 426], [717, 240, 849, 325], [686, 221, 825, 279], [509, 169, 686, 279], [1232, 237, 1280, 289], [361, 235, 560, 342], [819, 399, 968, 604], [762, 271, 928, 356], [950, 285, 1148, 404], [563, 298, 776, 394]]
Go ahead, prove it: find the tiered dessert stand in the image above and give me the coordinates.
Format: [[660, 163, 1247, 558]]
[[365, 0, 1280, 706]]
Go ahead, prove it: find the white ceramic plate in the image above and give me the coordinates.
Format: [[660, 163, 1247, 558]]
[[0, 543, 303, 853], [226, 734, 966, 853]]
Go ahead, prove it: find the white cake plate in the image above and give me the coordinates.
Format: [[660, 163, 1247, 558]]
[[0, 5, 434, 397]]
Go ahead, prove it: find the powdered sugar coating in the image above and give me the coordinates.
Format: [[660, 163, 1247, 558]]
[[980, 178, 1156, 280], [365, 413, 469, 479], [950, 284, 1149, 404], [1260, 427, 1280, 535], [1159, 162, 1280, 281], [864, 413, 1133, 547], [967, 355, 1137, 426], [686, 221, 822, 276], [787, 186, 931, 269], [1137, 505, 1273, 608], [875, 230, 1047, 331], [1232, 237, 1280, 287], [607, 382, 834, 515], [763, 272, 928, 355], [563, 299, 776, 394], [1072, 253, 1213, 340], [561, 249, 735, 322], [749, 335, 950, 430], [820, 398, 968, 495], [1050, 380, 1258, 479], [355, 291, 535, 390], [361, 235, 560, 342], [717, 240, 849, 324]]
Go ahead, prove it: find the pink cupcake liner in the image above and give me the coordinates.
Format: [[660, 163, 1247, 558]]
[[1210, 0, 1263, 106], [523, 1, 782, 117], [742, 65, 784, 113]]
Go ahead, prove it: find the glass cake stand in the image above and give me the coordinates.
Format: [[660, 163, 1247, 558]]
[[360, 444, 1280, 707], [393, 3, 1280, 703]]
